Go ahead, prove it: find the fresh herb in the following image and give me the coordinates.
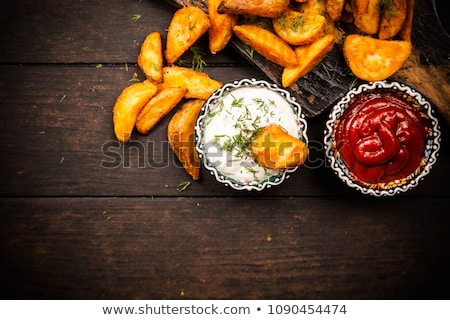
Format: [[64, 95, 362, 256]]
[[277, 15, 288, 30], [82, 46, 92, 52], [132, 13, 141, 22], [221, 128, 263, 159], [177, 181, 191, 192], [380, 0, 398, 19], [96, 64, 103, 68], [188, 18, 197, 31], [348, 77, 358, 90], [129, 72, 140, 82], [59, 156, 65, 164], [322, 63, 331, 79], [231, 95, 244, 108], [290, 15, 305, 32], [253, 98, 269, 114], [222, 132, 254, 158], [245, 166, 258, 179], [243, 43, 254, 58], [176, 58, 187, 67], [189, 45, 207, 72]]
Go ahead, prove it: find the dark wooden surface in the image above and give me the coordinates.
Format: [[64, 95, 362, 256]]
[[0, 0, 449, 300]]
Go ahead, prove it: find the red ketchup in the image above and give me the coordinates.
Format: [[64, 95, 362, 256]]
[[335, 91, 426, 184]]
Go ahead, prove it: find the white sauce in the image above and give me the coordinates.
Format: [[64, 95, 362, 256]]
[[202, 86, 300, 185]]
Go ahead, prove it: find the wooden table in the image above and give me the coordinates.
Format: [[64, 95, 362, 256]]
[[0, 0, 449, 300]]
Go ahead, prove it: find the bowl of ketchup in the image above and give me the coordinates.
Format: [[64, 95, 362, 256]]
[[324, 81, 441, 196]]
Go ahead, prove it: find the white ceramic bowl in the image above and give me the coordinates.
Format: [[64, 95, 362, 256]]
[[324, 81, 441, 196], [195, 78, 308, 191]]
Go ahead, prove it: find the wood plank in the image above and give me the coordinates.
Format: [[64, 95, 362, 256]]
[[1, 197, 449, 299], [1, 65, 449, 197], [0, 0, 239, 65]]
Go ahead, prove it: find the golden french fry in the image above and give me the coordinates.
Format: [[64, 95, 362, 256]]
[[399, 0, 414, 42], [233, 24, 298, 68], [326, 0, 346, 21], [165, 6, 210, 64], [160, 66, 223, 100], [208, 0, 238, 54], [343, 34, 412, 81], [113, 80, 157, 143], [351, 0, 381, 35], [138, 32, 163, 83], [250, 124, 309, 170], [168, 99, 205, 180], [282, 34, 335, 87], [218, 0, 289, 18], [273, 8, 326, 46], [135, 87, 188, 135], [379, 0, 407, 39]]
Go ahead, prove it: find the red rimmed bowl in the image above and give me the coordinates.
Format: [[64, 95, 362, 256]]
[[324, 81, 441, 196]]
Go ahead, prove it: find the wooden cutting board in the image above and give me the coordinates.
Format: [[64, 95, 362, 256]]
[[164, 0, 450, 123]]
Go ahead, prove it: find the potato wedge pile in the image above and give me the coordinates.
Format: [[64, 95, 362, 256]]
[[227, 0, 338, 87], [341, 0, 414, 81], [113, 6, 223, 180], [216, 0, 414, 85]]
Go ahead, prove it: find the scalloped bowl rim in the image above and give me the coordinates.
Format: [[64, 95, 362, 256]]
[[324, 81, 441, 197], [195, 78, 309, 191]]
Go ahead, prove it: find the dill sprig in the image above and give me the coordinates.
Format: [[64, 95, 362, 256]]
[[177, 181, 191, 192], [380, 0, 398, 19], [243, 43, 254, 58], [189, 45, 207, 72], [132, 13, 141, 22]]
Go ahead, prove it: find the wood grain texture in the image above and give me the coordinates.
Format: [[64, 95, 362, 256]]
[[0, 0, 449, 301], [1, 197, 449, 299]]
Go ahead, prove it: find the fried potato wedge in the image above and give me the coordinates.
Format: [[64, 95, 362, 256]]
[[273, 9, 326, 46], [343, 34, 412, 81], [379, 0, 407, 39], [113, 80, 157, 143], [218, 0, 289, 18], [165, 6, 210, 64], [282, 34, 335, 87], [135, 87, 187, 135], [138, 32, 163, 83], [351, 0, 381, 34], [160, 66, 223, 100], [250, 124, 309, 170], [298, 0, 327, 16], [233, 24, 298, 68], [326, 0, 346, 21], [168, 99, 204, 180], [208, 0, 238, 54], [399, 0, 414, 42]]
